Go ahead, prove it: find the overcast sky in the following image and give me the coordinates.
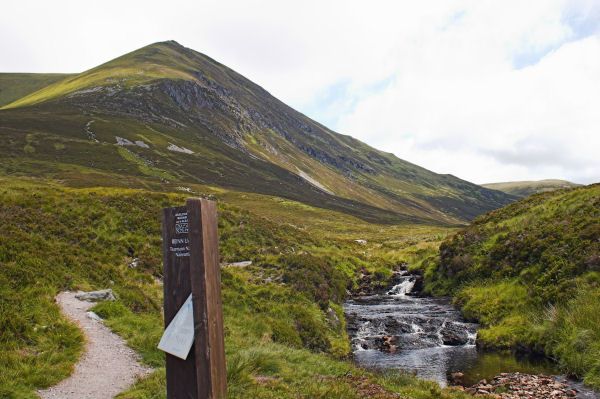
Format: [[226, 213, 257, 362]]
[[2, 0, 599, 184]]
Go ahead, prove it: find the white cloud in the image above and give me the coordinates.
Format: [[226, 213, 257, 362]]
[[337, 8, 600, 184], [1, 0, 599, 183]]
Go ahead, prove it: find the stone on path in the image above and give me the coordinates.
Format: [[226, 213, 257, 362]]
[[75, 289, 116, 302]]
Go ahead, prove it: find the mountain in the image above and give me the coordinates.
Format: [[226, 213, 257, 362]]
[[0, 73, 75, 107], [424, 184, 600, 387], [482, 179, 580, 198], [0, 41, 515, 224]]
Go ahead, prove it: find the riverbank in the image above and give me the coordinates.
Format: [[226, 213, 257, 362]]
[[423, 185, 600, 389]]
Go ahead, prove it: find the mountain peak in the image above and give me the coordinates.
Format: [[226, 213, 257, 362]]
[[1, 41, 207, 109], [133, 40, 194, 59], [0, 42, 516, 223]]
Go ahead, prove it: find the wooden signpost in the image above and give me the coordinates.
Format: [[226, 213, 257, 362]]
[[160, 198, 227, 399]]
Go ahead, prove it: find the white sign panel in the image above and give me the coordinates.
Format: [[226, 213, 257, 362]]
[[158, 294, 195, 360]]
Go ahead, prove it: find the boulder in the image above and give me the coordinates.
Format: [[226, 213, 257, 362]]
[[374, 335, 399, 353], [408, 275, 424, 295], [75, 289, 116, 302], [440, 322, 469, 346], [450, 372, 465, 386]]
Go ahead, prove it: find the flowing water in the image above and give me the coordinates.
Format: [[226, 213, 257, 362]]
[[344, 272, 560, 387]]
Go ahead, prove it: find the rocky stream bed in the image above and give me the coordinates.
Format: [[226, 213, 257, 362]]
[[344, 269, 599, 398]]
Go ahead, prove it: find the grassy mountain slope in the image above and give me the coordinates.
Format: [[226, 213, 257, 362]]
[[0, 41, 514, 225], [424, 185, 600, 388], [0, 176, 470, 399], [0, 73, 75, 107], [482, 179, 580, 198]]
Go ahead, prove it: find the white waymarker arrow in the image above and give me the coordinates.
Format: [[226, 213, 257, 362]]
[[158, 294, 195, 360]]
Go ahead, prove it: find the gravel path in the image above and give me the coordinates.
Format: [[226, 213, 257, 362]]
[[38, 292, 152, 399]]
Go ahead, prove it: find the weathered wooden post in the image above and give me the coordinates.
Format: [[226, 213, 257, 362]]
[[160, 198, 227, 399]]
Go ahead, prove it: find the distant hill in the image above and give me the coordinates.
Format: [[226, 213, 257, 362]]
[[0, 73, 75, 107], [0, 41, 515, 224], [482, 179, 580, 198], [426, 184, 600, 387]]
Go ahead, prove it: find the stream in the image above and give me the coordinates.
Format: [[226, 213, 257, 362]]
[[344, 271, 597, 394]]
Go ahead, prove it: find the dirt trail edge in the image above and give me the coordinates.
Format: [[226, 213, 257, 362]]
[[38, 292, 152, 399]]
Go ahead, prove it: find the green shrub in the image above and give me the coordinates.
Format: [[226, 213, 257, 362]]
[[93, 301, 129, 319], [291, 306, 331, 353], [455, 280, 529, 325], [281, 254, 348, 308], [270, 318, 302, 348]]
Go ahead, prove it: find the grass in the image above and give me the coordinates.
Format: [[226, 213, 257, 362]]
[[0, 175, 470, 398], [544, 287, 600, 386], [422, 184, 600, 388], [0, 73, 75, 107]]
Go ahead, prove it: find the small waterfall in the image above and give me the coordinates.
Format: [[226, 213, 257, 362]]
[[388, 276, 416, 296], [344, 269, 580, 389], [467, 330, 478, 346], [436, 318, 448, 345], [410, 323, 423, 333], [354, 321, 372, 350], [354, 320, 387, 351], [345, 270, 480, 385]]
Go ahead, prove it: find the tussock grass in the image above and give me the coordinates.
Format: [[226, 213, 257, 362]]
[[545, 287, 600, 386]]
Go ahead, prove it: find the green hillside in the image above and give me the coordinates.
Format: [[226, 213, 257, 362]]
[[0, 73, 75, 107], [0, 41, 514, 225], [424, 184, 600, 388], [482, 179, 580, 198], [0, 176, 471, 399]]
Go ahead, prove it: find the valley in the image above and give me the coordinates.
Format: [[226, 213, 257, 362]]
[[0, 176, 470, 398], [0, 40, 597, 399]]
